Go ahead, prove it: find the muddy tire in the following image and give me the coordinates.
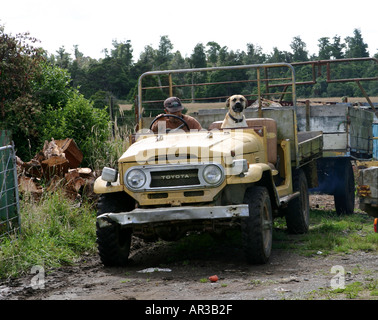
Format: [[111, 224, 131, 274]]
[[334, 160, 355, 215], [284, 169, 309, 234], [242, 186, 273, 264], [96, 192, 134, 267]]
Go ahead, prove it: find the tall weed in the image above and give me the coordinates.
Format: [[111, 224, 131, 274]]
[[0, 190, 97, 279]]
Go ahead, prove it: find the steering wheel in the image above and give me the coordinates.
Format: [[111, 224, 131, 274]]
[[149, 114, 190, 133]]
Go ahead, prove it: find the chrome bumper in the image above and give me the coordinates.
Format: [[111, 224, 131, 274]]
[[97, 204, 249, 228]]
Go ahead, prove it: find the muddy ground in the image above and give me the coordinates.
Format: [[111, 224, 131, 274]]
[[1, 196, 377, 302]]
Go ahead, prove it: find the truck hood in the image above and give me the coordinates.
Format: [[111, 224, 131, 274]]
[[119, 130, 262, 165]]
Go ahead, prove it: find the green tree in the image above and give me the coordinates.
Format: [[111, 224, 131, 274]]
[[169, 50, 189, 70], [65, 40, 136, 100], [1, 25, 111, 162], [41, 91, 110, 167], [90, 90, 109, 109], [206, 41, 221, 66], [318, 37, 333, 60], [267, 47, 292, 63], [0, 25, 45, 157], [134, 45, 156, 74], [156, 35, 173, 69], [32, 62, 73, 108], [345, 29, 369, 58], [80, 60, 109, 98], [290, 36, 308, 62], [45, 26, 377, 109], [218, 46, 229, 66], [189, 43, 207, 98], [74, 44, 84, 60], [69, 47, 88, 90], [331, 35, 345, 59], [111, 39, 133, 67], [245, 43, 266, 64], [54, 46, 71, 69], [191, 43, 207, 68]]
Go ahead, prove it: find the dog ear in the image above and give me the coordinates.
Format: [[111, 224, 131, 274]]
[[226, 97, 230, 109], [243, 97, 248, 108]]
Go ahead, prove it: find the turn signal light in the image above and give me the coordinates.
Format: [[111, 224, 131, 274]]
[[374, 218, 377, 233]]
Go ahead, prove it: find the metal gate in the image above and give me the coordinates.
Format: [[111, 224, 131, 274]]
[[0, 134, 21, 240]]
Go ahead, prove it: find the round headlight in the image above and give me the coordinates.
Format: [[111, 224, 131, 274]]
[[203, 164, 223, 185], [125, 169, 146, 190]]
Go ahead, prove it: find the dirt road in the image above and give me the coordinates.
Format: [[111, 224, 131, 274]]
[[1, 236, 377, 301], [1, 196, 377, 302]]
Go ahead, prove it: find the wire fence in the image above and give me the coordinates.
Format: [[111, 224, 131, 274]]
[[0, 143, 21, 241]]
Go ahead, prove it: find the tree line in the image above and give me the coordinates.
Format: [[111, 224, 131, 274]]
[[1, 25, 377, 164], [51, 28, 378, 105]]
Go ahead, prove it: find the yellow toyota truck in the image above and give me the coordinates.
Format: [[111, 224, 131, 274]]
[[94, 59, 377, 266], [94, 63, 324, 266]]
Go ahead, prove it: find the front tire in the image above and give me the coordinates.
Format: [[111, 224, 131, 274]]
[[242, 186, 273, 264], [96, 192, 134, 267], [96, 223, 132, 267]]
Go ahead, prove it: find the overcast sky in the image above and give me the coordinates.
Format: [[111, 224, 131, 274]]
[[2, 0, 377, 61]]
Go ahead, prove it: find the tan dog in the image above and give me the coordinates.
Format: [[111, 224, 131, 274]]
[[221, 95, 248, 128]]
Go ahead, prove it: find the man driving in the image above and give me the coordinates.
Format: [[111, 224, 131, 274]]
[[150, 97, 202, 133]]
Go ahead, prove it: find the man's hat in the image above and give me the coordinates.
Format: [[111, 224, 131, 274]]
[[164, 97, 184, 112]]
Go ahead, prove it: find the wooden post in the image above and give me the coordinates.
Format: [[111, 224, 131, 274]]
[[109, 96, 115, 139], [257, 68, 263, 118], [305, 100, 310, 132], [168, 73, 173, 97]]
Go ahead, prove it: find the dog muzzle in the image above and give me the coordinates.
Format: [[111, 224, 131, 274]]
[[232, 102, 244, 113]]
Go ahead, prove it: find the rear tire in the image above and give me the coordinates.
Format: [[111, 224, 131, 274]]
[[334, 160, 355, 215], [242, 186, 273, 264], [96, 192, 134, 267], [284, 169, 310, 234]]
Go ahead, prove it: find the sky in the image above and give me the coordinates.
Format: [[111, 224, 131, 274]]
[[1, 0, 377, 61]]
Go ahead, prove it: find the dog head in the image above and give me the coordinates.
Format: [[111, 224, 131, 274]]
[[226, 95, 248, 114]]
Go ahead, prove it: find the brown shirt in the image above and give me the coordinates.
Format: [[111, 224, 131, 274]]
[[151, 114, 202, 133]]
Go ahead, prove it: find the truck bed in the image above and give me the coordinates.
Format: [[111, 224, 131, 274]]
[[296, 103, 374, 159], [297, 131, 323, 166]]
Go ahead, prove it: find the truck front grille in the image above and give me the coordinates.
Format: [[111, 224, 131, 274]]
[[123, 163, 225, 192], [150, 169, 200, 187]]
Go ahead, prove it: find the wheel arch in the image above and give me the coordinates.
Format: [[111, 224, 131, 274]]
[[255, 169, 280, 210]]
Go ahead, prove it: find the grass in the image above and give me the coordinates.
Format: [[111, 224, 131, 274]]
[[0, 190, 97, 279], [307, 279, 378, 300], [273, 209, 378, 256], [169, 209, 377, 262]]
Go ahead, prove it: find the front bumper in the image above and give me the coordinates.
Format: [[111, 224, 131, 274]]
[[97, 204, 249, 228]]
